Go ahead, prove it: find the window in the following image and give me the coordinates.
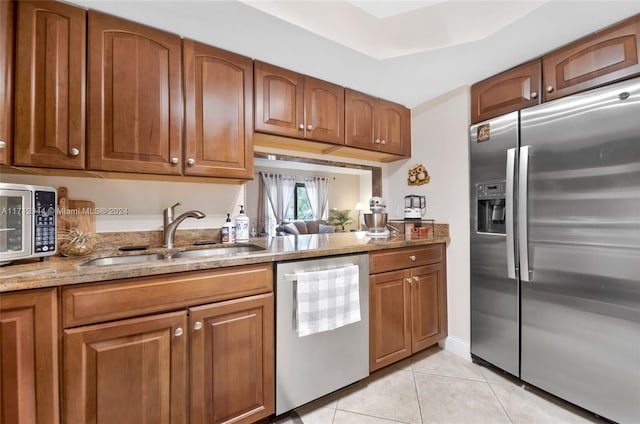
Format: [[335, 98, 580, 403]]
[[285, 183, 314, 221]]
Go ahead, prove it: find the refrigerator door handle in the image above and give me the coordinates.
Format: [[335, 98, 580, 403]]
[[506, 148, 517, 279], [519, 145, 531, 282]]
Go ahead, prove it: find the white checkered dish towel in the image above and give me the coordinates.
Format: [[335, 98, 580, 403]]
[[295, 264, 361, 337]]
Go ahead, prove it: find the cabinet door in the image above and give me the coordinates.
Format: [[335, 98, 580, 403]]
[[304, 76, 344, 144], [369, 269, 412, 372], [254, 61, 304, 138], [378, 99, 410, 156], [14, 0, 86, 169], [0, 288, 59, 424], [0, 0, 14, 165], [470, 60, 541, 124], [410, 262, 447, 353], [87, 11, 182, 175], [190, 293, 274, 424], [543, 15, 640, 101], [183, 40, 253, 179], [345, 89, 377, 150], [63, 311, 188, 424]]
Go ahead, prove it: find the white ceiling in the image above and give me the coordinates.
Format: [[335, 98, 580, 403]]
[[71, 0, 640, 108]]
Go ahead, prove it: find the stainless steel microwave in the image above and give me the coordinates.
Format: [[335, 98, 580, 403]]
[[0, 183, 57, 265]]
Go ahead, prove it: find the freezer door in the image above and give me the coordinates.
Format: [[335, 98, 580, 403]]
[[469, 112, 520, 377], [520, 78, 640, 423]]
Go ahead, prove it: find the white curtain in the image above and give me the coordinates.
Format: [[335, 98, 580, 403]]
[[259, 172, 297, 236], [304, 177, 332, 220]]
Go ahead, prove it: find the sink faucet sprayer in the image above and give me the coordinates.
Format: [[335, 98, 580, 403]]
[[163, 202, 205, 248]]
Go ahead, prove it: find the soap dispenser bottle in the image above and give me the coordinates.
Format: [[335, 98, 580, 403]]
[[221, 213, 235, 244], [235, 205, 250, 242]]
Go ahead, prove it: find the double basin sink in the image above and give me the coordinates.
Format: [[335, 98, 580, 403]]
[[80, 245, 265, 267]]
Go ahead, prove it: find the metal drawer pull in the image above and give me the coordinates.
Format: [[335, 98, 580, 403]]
[[174, 327, 184, 337], [409, 255, 416, 261], [193, 321, 203, 331]]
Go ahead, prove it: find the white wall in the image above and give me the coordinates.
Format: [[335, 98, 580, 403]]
[[384, 86, 471, 358], [1, 173, 245, 233]]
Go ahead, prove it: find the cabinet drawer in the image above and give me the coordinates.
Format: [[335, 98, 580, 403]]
[[63, 263, 273, 328], [369, 244, 443, 274]]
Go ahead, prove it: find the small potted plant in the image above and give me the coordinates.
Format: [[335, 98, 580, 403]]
[[328, 209, 354, 232], [59, 228, 96, 257]]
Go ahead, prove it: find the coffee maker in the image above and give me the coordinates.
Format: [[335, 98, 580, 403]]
[[404, 195, 426, 219]]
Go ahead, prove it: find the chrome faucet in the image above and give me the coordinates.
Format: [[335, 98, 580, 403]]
[[163, 202, 205, 248]]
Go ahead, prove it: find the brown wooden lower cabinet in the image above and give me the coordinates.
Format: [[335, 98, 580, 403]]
[[61, 264, 274, 424], [0, 288, 59, 424], [63, 310, 189, 424], [369, 244, 448, 372], [190, 293, 275, 424]]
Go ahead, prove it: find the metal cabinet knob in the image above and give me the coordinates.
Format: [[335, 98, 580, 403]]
[[374, 138, 380, 144], [187, 158, 195, 166], [531, 91, 538, 99], [307, 124, 312, 131], [298, 124, 304, 130], [546, 85, 554, 93], [193, 321, 203, 331], [413, 276, 419, 282], [174, 327, 184, 337], [170, 157, 179, 164], [406, 278, 412, 284], [0, 141, 6, 149], [70, 147, 80, 156], [380, 139, 386, 145], [409, 255, 416, 261]]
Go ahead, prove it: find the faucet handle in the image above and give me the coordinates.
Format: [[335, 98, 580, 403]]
[[164, 202, 181, 219]]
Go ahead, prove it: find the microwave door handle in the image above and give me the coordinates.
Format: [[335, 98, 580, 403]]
[[519, 145, 531, 282], [506, 148, 517, 279]]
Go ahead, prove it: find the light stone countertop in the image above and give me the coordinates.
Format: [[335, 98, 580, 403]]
[[0, 231, 449, 293]]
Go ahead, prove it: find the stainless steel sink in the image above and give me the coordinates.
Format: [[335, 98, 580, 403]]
[[80, 253, 166, 267], [169, 245, 264, 259]]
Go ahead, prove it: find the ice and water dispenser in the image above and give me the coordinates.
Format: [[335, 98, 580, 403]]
[[476, 181, 506, 234]]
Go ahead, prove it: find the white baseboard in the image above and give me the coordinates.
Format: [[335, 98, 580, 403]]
[[439, 336, 471, 361]]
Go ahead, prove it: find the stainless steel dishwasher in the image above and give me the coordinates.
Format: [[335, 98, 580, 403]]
[[275, 253, 369, 415]]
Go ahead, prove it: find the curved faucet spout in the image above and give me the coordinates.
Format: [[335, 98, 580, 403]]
[[163, 204, 206, 248]]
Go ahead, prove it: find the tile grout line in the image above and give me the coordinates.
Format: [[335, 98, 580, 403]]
[[486, 378, 515, 424], [410, 362, 427, 424], [334, 407, 414, 424]]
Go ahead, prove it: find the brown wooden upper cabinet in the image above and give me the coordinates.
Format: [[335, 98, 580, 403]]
[[254, 61, 345, 145], [543, 14, 640, 101], [0, 0, 14, 165], [183, 40, 253, 179], [87, 11, 183, 175], [345, 89, 411, 156], [470, 60, 541, 124], [14, 0, 86, 169]]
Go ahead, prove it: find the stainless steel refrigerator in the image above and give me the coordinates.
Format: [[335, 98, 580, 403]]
[[470, 77, 640, 423]]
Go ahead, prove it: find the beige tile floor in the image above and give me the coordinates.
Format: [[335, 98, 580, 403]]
[[272, 346, 606, 424]]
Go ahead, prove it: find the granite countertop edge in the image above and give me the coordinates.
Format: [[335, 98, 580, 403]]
[[0, 233, 450, 293]]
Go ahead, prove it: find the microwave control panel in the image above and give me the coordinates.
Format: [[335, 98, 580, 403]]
[[34, 190, 56, 253]]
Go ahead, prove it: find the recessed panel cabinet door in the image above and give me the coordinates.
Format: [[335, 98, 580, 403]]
[[543, 15, 640, 101], [183, 40, 253, 179], [411, 263, 448, 353], [0, 0, 14, 165], [63, 311, 188, 424], [14, 0, 86, 169], [345, 89, 377, 151], [470, 60, 541, 124], [190, 293, 274, 424], [88, 11, 182, 175], [254, 61, 304, 138], [369, 269, 412, 372], [304, 76, 344, 144], [378, 100, 410, 156], [0, 288, 59, 424]]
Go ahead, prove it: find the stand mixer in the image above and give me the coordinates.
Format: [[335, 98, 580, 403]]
[[364, 197, 390, 237]]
